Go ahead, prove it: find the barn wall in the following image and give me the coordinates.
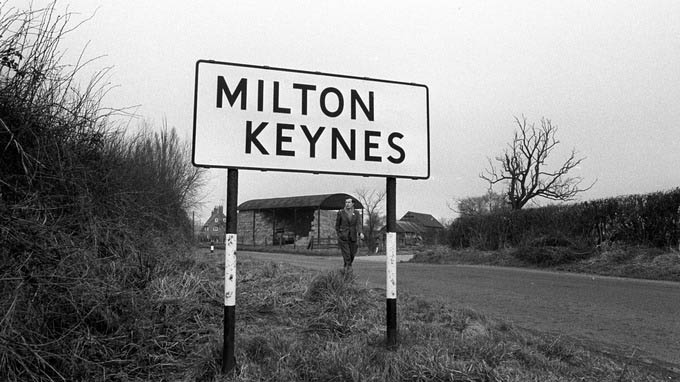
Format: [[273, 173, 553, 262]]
[[237, 208, 338, 248], [237, 210, 274, 245]]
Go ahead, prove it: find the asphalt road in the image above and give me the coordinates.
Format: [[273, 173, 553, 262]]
[[237, 251, 680, 368]]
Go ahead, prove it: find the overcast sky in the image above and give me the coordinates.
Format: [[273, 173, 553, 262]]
[[14, 0, 680, 223]]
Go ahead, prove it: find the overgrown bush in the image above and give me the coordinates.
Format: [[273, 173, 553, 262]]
[[0, 4, 204, 381]]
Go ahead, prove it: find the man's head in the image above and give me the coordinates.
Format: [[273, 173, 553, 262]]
[[344, 198, 354, 210]]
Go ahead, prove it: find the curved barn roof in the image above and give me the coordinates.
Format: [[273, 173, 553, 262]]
[[238, 193, 364, 211]]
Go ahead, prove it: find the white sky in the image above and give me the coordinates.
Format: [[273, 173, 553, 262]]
[[11, 0, 680, 223]]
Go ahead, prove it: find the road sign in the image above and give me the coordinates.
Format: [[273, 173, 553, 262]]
[[193, 60, 430, 179]]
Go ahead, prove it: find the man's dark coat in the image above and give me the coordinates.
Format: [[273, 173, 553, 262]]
[[335, 209, 361, 242]]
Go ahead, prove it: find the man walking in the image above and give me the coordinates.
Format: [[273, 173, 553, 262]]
[[335, 198, 364, 273]]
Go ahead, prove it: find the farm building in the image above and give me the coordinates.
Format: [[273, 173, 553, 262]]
[[380, 211, 445, 247], [399, 211, 445, 244], [237, 193, 364, 249]]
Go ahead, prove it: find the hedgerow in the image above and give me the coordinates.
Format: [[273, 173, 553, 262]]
[[449, 189, 680, 251]]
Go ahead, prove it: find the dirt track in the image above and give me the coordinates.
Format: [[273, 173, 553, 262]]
[[236, 251, 680, 369]]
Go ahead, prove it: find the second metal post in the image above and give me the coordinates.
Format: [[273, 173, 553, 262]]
[[223, 168, 238, 373], [385, 177, 398, 347]]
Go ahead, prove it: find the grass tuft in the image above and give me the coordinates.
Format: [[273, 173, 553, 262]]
[[305, 269, 355, 302]]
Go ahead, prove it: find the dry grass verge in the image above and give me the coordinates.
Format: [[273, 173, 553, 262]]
[[556, 245, 680, 281], [410, 245, 680, 282], [185, 251, 677, 381]]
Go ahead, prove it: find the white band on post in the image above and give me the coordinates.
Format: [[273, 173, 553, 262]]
[[386, 232, 397, 299], [225, 233, 237, 306]]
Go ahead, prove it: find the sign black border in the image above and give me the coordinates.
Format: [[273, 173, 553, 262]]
[[192, 60, 430, 180]]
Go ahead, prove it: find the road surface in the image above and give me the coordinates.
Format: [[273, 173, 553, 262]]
[[236, 251, 680, 368]]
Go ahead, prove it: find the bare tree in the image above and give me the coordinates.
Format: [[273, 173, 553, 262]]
[[355, 188, 386, 252], [481, 116, 594, 210]]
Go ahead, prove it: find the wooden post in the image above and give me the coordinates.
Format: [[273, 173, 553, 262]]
[[273, 209, 277, 246]]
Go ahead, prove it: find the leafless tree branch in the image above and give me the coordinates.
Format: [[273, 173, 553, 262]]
[[480, 116, 596, 209]]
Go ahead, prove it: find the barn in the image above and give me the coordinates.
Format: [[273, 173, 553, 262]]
[[237, 193, 364, 250], [378, 211, 445, 247], [399, 211, 445, 244]]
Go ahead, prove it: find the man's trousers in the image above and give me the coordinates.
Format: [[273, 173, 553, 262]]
[[338, 239, 358, 266]]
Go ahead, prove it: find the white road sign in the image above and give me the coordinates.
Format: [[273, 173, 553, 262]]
[[192, 61, 430, 179]]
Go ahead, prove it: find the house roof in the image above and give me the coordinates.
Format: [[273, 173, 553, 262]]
[[238, 193, 364, 211], [399, 211, 445, 229], [379, 220, 425, 234], [203, 206, 226, 227], [394, 221, 425, 233]]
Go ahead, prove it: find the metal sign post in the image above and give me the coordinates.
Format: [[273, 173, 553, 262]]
[[223, 168, 238, 373], [385, 177, 398, 347]]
